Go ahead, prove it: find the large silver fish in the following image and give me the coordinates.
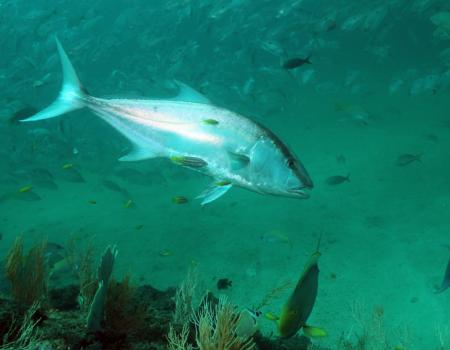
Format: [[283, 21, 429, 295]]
[[23, 39, 313, 204]]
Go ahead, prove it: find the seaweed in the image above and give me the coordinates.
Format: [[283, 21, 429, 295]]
[[103, 276, 147, 339], [5, 236, 48, 306]]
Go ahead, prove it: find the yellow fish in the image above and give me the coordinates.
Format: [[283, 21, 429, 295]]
[[62, 163, 73, 169], [202, 118, 219, 125], [172, 196, 189, 204], [277, 238, 326, 338], [124, 199, 134, 208], [18, 185, 33, 193]]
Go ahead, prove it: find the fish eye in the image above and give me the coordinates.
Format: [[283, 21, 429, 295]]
[[286, 158, 295, 168]]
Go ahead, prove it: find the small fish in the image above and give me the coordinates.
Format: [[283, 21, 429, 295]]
[[203, 118, 219, 125], [88, 200, 97, 204], [18, 185, 33, 193], [33, 179, 58, 190], [30, 168, 54, 181], [62, 163, 73, 169], [436, 252, 450, 294], [124, 199, 135, 208], [172, 196, 189, 204], [159, 249, 172, 257], [101, 179, 130, 198], [135, 224, 144, 230], [170, 155, 208, 168], [45, 242, 65, 268], [264, 312, 279, 321], [325, 174, 350, 185], [282, 56, 311, 70], [61, 166, 85, 183], [235, 309, 260, 338], [217, 278, 232, 290], [336, 154, 346, 164], [9, 106, 38, 124], [260, 230, 290, 244], [396, 154, 421, 166], [114, 168, 151, 185], [16, 189, 41, 201]]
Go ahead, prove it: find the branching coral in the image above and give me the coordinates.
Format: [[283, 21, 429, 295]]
[[167, 323, 193, 350], [194, 296, 255, 350], [65, 234, 97, 312], [173, 265, 198, 326], [5, 236, 48, 305], [337, 301, 411, 350]]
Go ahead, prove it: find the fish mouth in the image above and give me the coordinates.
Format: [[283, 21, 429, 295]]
[[287, 187, 310, 199]]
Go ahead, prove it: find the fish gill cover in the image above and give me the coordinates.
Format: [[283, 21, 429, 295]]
[[0, 0, 450, 349]]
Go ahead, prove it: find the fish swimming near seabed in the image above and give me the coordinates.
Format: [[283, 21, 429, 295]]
[[22, 38, 313, 205], [436, 248, 450, 294]]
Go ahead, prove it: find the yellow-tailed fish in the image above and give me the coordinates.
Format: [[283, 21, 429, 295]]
[[170, 155, 207, 168], [278, 237, 326, 338], [172, 196, 188, 204], [21, 39, 313, 206], [62, 163, 73, 169], [124, 199, 134, 208], [202, 118, 219, 125], [264, 312, 279, 321], [18, 185, 33, 193]]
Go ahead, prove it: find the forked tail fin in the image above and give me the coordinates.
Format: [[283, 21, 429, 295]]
[[22, 37, 86, 122]]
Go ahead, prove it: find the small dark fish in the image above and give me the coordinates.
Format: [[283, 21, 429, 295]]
[[16, 190, 41, 201], [325, 174, 350, 185], [396, 154, 421, 166], [114, 168, 150, 185], [9, 106, 38, 124], [282, 56, 311, 70], [336, 154, 346, 164], [436, 254, 450, 294], [33, 179, 58, 190], [101, 179, 130, 198], [217, 278, 232, 290], [30, 168, 54, 181], [61, 166, 85, 183], [44, 242, 65, 269]]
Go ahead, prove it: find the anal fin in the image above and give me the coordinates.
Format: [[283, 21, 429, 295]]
[[196, 181, 232, 205]]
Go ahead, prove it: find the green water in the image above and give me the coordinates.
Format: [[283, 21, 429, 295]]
[[1, 0, 450, 348]]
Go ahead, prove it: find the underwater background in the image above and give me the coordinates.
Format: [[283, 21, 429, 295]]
[[1, 0, 450, 349]]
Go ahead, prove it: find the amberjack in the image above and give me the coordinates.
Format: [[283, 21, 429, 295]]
[[23, 38, 313, 205]]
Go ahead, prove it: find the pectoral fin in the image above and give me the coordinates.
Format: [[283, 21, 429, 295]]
[[228, 151, 250, 170], [196, 181, 232, 205], [303, 325, 327, 338]]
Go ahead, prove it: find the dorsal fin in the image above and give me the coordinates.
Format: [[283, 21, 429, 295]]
[[169, 80, 211, 104]]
